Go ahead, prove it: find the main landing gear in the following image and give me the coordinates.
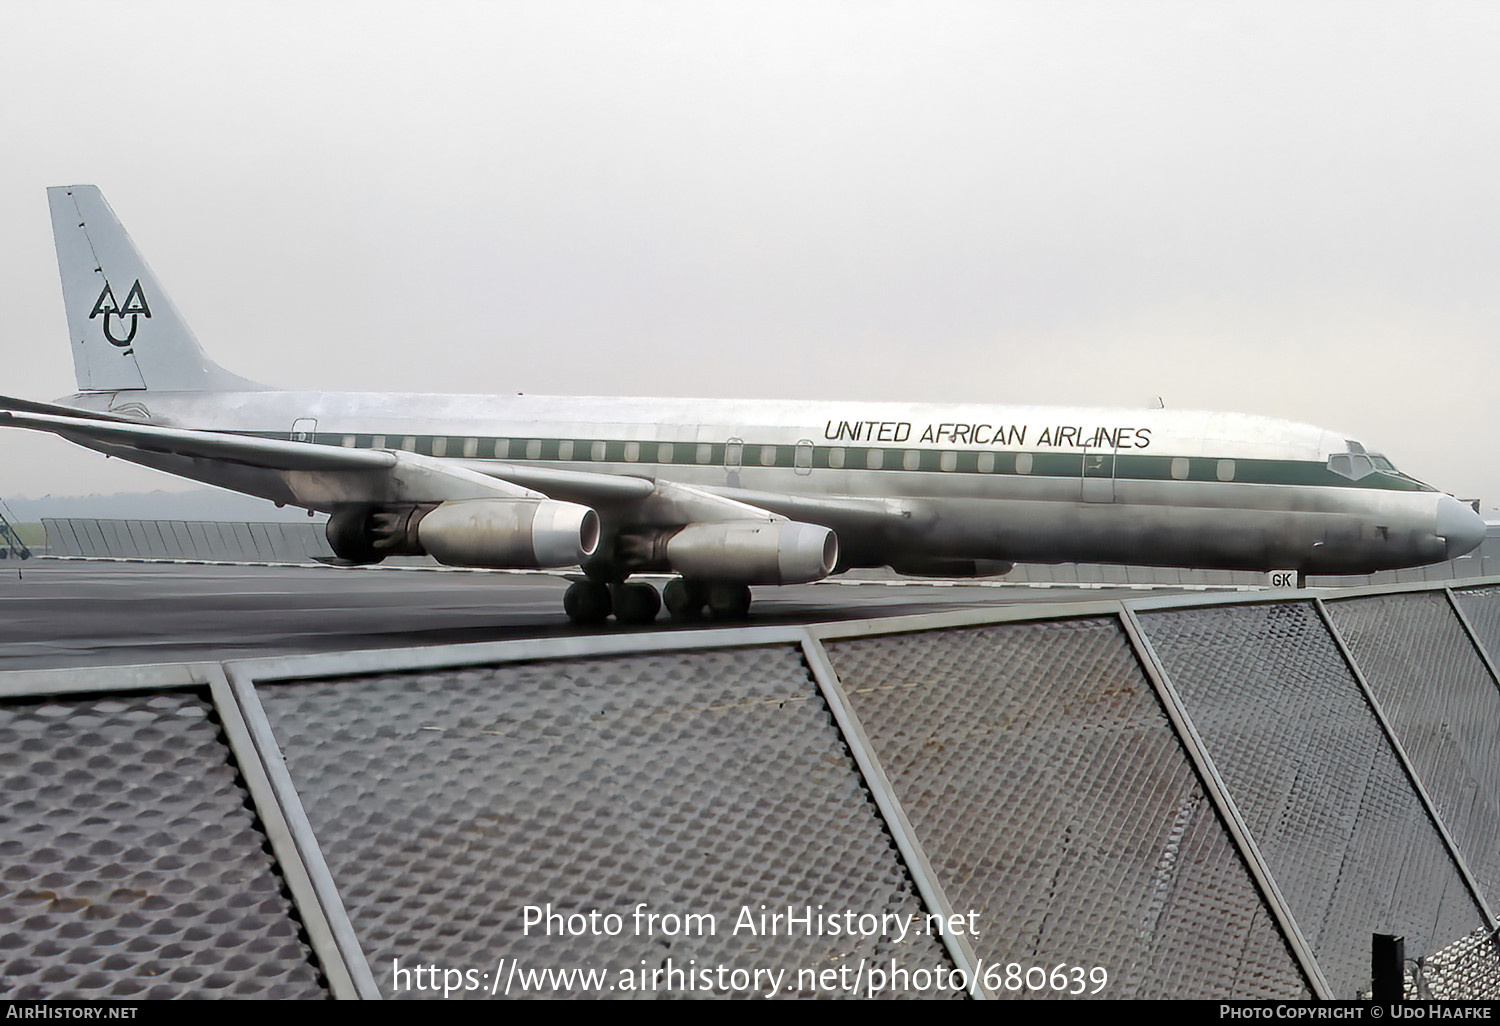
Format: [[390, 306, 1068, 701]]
[[562, 578, 753, 626]]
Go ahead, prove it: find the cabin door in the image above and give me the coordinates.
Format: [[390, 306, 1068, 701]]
[[794, 440, 814, 476], [724, 436, 744, 487], [1081, 446, 1117, 502], [291, 418, 318, 443]]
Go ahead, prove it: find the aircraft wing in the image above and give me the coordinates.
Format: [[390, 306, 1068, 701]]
[[1, 406, 395, 472], [0, 403, 795, 524], [454, 459, 657, 505], [700, 484, 928, 527], [456, 460, 790, 523], [0, 405, 545, 505], [1, 395, 922, 532], [0, 393, 142, 423], [459, 459, 925, 531]]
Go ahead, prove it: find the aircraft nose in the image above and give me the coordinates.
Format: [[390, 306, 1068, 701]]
[[1438, 496, 1487, 560]]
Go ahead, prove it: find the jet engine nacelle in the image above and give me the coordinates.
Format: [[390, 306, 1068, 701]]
[[664, 520, 838, 585], [417, 498, 600, 569], [327, 498, 599, 569], [326, 504, 420, 564]]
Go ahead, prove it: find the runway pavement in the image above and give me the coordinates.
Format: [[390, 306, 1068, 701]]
[[0, 558, 1185, 671]]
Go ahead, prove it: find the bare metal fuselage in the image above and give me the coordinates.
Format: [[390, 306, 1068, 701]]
[[59, 388, 1465, 576]]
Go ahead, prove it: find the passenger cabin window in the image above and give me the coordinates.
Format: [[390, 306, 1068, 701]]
[[341, 435, 356, 448], [432, 437, 448, 457], [1015, 453, 1033, 474], [371, 435, 386, 450], [696, 443, 712, 464], [558, 440, 574, 460], [828, 448, 846, 469], [866, 449, 883, 470], [940, 451, 957, 472], [1170, 458, 1189, 480], [1216, 459, 1235, 482], [494, 439, 510, 458], [463, 438, 478, 458], [592, 441, 607, 460], [977, 453, 995, 473], [526, 439, 542, 460], [903, 450, 921, 471], [401, 436, 417, 452], [658, 442, 673, 464], [760, 445, 777, 467], [624, 441, 640, 462]]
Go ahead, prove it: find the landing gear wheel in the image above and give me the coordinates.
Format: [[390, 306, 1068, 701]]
[[612, 581, 662, 625], [663, 579, 708, 621], [563, 580, 612, 625], [706, 583, 752, 621]]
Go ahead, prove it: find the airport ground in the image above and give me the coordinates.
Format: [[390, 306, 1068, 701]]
[[0, 558, 1178, 671], [4, 555, 1498, 998]]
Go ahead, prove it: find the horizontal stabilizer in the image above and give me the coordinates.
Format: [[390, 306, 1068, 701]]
[[0, 393, 138, 422]]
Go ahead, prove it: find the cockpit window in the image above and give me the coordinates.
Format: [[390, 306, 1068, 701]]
[[1328, 453, 1376, 480], [1328, 445, 1434, 490]]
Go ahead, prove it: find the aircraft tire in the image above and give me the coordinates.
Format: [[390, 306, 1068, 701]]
[[663, 579, 707, 621], [563, 580, 612, 625], [707, 583, 752, 620], [613, 581, 661, 625]]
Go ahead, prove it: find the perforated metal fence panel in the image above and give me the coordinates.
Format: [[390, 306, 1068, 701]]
[[1408, 927, 1500, 1000], [253, 647, 956, 999], [1452, 586, 1500, 669], [1324, 593, 1500, 906], [0, 690, 326, 999], [41, 519, 334, 563], [12, 577, 1500, 1000], [1137, 601, 1489, 998], [823, 618, 1312, 1000]]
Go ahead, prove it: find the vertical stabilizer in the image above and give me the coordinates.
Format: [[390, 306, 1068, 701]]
[[48, 185, 263, 392]]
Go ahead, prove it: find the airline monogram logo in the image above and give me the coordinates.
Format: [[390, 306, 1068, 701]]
[[89, 279, 152, 349]]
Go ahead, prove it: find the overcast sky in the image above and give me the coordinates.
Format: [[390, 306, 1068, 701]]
[[3, 1, 1499, 508]]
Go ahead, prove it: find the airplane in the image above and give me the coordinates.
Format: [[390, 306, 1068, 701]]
[[0, 185, 1486, 624]]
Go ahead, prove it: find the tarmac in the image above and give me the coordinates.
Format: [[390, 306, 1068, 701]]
[[0, 558, 1180, 670]]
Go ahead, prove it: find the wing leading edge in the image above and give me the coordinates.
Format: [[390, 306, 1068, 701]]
[[1, 395, 900, 531], [0, 404, 539, 505], [0, 399, 891, 527]]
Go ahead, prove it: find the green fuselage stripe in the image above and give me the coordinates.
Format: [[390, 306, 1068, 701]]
[[251, 431, 1434, 493]]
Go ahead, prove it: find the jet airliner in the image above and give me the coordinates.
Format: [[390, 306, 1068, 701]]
[[1, 186, 1484, 624]]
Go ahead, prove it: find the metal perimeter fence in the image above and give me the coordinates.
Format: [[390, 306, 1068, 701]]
[[5, 578, 1500, 998]]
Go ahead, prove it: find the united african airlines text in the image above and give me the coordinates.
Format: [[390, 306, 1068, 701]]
[[823, 421, 1153, 449]]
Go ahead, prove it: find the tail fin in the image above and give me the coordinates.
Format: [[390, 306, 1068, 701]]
[[48, 185, 263, 392]]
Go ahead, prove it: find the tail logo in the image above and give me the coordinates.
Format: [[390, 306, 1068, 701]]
[[89, 280, 152, 348]]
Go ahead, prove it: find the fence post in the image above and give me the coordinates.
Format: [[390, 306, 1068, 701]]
[[1373, 933, 1405, 1002]]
